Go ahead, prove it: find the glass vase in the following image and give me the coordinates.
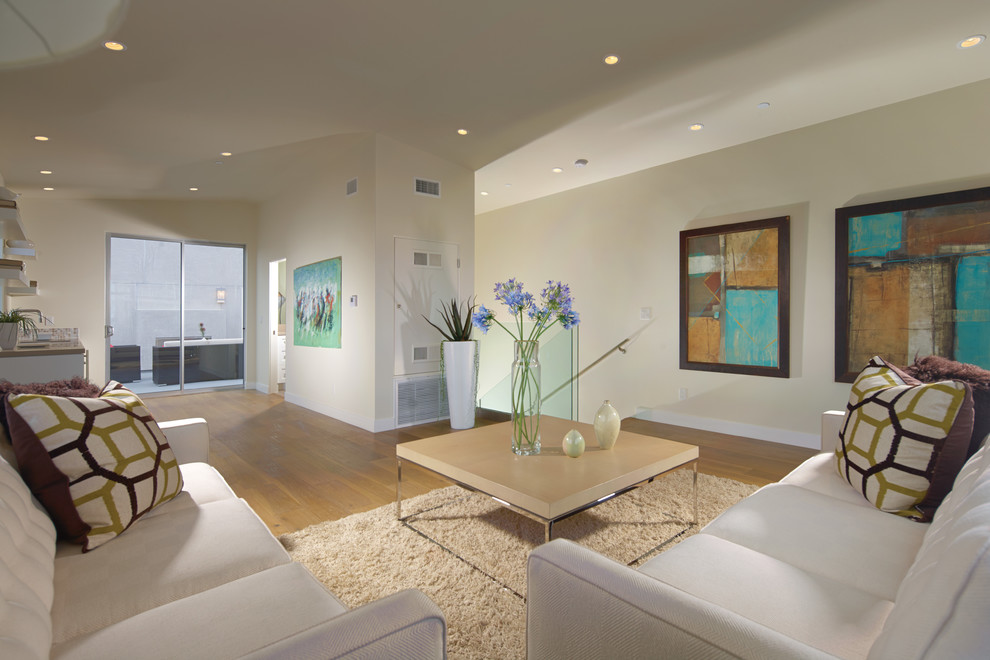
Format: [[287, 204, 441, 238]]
[[511, 340, 541, 455]]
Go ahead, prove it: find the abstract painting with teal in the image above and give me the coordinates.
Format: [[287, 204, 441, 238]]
[[955, 254, 990, 368], [724, 289, 778, 366], [849, 212, 902, 258]]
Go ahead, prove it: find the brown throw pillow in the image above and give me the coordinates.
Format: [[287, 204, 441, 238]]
[[903, 356, 990, 458]]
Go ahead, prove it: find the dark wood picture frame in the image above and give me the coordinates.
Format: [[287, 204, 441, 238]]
[[835, 186, 990, 382], [679, 216, 790, 378]]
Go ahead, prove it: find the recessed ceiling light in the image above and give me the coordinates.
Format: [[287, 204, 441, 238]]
[[103, 41, 126, 51], [40, 170, 52, 175], [958, 34, 986, 49], [757, 101, 771, 109], [457, 129, 468, 135], [574, 158, 588, 167], [603, 54, 620, 65], [505, 183, 512, 187], [42, 187, 54, 191], [34, 135, 49, 141], [689, 123, 704, 131], [480, 191, 489, 196], [189, 187, 199, 192], [220, 152, 232, 157], [552, 167, 563, 173]]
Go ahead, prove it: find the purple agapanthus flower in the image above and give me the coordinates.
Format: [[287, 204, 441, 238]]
[[474, 277, 580, 341], [472, 305, 495, 334]]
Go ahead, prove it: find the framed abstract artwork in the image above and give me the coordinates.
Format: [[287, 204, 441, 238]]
[[679, 216, 790, 378], [293, 257, 342, 349], [835, 186, 990, 382]]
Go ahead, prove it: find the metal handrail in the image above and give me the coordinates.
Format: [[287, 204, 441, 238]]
[[541, 318, 655, 403]]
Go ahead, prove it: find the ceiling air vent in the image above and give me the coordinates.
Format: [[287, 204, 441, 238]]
[[346, 178, 358, 196], [414, 178, 441, 198]]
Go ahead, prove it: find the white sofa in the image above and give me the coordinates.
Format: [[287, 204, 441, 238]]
[[527, 411, 990, 659], [0, 417, 446, 660]]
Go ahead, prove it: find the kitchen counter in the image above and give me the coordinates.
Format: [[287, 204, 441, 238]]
[[0, 342, 86, 358], [0, 343, 87, 383]]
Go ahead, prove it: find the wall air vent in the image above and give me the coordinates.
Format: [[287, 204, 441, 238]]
[[414, 178, 441, 197], [413, 251, 442, 268], [346, 178, 358, 196], [394, 375, 449, 428]]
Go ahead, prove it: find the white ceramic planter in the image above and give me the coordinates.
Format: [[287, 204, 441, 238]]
[[443, 341, 478, 430], [0, 323, 18, 350]]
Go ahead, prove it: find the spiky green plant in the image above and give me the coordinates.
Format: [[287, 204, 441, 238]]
[[0, 309, 37, 335], [422, 297, 476, 341]]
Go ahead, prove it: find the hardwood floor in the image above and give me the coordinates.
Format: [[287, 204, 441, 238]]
[[147, 389, 818, 535]]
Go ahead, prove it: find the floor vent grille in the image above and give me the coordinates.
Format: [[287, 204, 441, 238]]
[[394, 375, 448, 428]]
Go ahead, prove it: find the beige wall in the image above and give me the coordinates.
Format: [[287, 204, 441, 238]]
[[9, 197, 258, 385], [475, 80, 990, 448], [373, 135, 475, 426], [255, 134, 474, 431], [256, 134, 379, 428]]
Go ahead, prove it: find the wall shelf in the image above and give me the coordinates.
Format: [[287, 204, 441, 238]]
[[6, 280, 38, 296], [1, 267, 29, 286], [3, 246, 35, 259], [0, 207, 26, 241]]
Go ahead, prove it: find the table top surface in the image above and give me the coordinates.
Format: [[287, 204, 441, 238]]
[[397, 416, 699, 519]]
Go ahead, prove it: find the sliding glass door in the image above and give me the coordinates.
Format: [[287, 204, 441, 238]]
[[106, 236, 245, 395]]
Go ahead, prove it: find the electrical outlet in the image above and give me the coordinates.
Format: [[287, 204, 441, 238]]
[[678, 387, 688, 401], [640, 306, 652, 320]]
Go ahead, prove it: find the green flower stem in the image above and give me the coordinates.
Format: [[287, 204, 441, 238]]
[[511, 340, 540, 453]]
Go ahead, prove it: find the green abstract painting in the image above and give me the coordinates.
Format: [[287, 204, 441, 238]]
[[293, 257, 342, 349]]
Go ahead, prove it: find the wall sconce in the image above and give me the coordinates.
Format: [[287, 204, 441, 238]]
[[216, 287, 226, 304]]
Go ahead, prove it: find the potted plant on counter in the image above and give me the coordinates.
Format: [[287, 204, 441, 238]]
[[0, 309, 37, 350], [423, 297, 478, 430]]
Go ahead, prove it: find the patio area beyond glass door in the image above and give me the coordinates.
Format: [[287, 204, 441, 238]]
[[107, 236, 245, 395]]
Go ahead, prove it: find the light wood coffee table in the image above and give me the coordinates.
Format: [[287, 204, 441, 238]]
[[396, 415, 699, 544]]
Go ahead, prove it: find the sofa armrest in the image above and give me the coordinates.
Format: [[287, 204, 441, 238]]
[[528, 539, 833, 660], [159, 418, 210, 465], [241, 588, 446, 660], [821, 410, 846, 453]]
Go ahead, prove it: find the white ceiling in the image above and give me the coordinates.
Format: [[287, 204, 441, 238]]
[[0, 0, 987, 214]]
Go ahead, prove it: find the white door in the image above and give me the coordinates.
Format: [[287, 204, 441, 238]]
[[394, 237, 460, 376]]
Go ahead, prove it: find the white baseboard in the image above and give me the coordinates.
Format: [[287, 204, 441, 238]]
[[374, 417, 396, 433], [633, 408, 820, 450], [284, 393, 377, 433], [250, 382, 269, 394]]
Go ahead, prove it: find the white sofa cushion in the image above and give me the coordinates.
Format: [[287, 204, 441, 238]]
[[640, 534, 892, 659], [778, 452, 877, 508], [700, 483, 927, 600], [868, 442, 990, 659], [0, 454, 57, 660], [50, 563, 347, 660], [51, 497, 291, 643], [140, 462, 237, 520]]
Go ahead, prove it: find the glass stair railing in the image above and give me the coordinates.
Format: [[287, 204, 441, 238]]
[[477, 324, 579, 420]]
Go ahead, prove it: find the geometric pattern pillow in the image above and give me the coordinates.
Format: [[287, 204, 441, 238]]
[[4, 381, 182, 551], [836, 356, 974, 521]]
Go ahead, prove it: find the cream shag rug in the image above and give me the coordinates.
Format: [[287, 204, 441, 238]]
[[279, 470, 758, 660]]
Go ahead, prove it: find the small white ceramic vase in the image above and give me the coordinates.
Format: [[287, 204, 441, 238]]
[[562, 429, 585, 458], [594, 400, 620, 449]]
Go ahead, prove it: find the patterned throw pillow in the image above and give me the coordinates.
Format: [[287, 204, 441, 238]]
[[4, 381, 183, 551], [836, 357, 974, 521]]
